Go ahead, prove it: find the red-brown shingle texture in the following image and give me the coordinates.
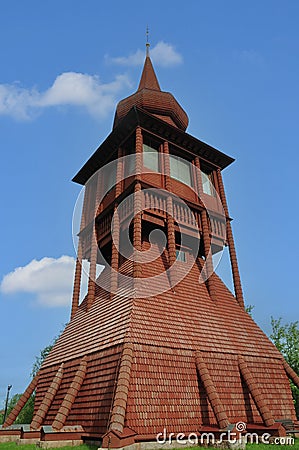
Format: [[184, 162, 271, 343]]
[[113, 56, 189, 130], [32, 246, 296, 437]]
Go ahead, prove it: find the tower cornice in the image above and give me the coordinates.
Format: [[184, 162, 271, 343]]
[[72, 107, 234, 185]]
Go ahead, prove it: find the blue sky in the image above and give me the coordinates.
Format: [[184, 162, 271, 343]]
[[0, 0, 298, 406]]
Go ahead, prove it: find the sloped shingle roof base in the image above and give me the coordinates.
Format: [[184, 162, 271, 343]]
[[2, 253, 297, 446], [33, 254, 296, 441]]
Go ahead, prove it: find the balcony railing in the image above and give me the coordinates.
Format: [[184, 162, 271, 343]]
[[80, 189, 226, 258]]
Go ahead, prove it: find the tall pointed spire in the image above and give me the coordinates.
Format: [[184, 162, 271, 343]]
[[137, 28, 161, 91], [113, 37, 189, 130], [137, 55, 161, 91]]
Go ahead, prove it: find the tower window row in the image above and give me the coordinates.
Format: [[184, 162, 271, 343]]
[[99, 140, 216, 199], [143, 143, 214, 196]]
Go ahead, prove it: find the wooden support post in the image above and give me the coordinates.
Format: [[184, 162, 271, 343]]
[[282, 359, 299, 388], [71, 240, 82, 320], [71, 184, 89, 320], [132, 128, 143, 279], [216, 169, 245, 308], [31, 363, 64, 430], [135, 127, 143, 175], [109, 148, 123, 298], [86, 232, 97, 311], [86, 173, 101, 311], [110, 204, 120, 296], [133, 182, 142, 278], [195, 351, 230, 429], [109, 343, 134, 433], [115, 147, 123, 199], [52, 357, 87, 431], [3, 375, 39, 428], [163, 142, 176, 288], [194, 157, 217, 301], [238, 355, 274, 426]]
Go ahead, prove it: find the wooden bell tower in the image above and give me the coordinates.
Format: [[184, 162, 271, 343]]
[[70, 53, 244, 314], [2, 48, 298, 448]]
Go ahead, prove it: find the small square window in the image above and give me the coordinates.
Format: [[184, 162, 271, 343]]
[[176, 249, 186, 262], [143, 144, 159, 172], [170, 154, 192, 187], [202, 171, 215, 196]]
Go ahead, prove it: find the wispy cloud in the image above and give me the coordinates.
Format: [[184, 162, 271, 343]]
[[107, 41, 183, 67], [0, 44, 181, 121], [1, 256, 75, 307], [0, 72, 131, 121]]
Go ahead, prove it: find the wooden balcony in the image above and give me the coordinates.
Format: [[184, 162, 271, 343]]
[[80, 189, 226, 260]]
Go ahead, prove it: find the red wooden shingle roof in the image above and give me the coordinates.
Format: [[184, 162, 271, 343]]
[[35, 248, 296, 436], [138, 56, 161, 91], [113, 55, 189, 131], [44, 251, 283, 367]]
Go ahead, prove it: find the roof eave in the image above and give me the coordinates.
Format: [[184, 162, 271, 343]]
[[72, 106, 235, 186]]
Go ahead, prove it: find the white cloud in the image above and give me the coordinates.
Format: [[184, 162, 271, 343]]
[[0, 83, 39, 120], [109, 49, 145, 67], [1, 256, 105, 307], [1, 256, 75, 307], [108, 41, 183, 68], [151, 41, 183, 67], [0, 72, 131, 121]]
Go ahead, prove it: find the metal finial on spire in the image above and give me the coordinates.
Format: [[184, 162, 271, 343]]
[[146, 26, 150, 56]]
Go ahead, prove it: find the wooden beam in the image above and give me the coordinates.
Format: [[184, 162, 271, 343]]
[[52, 357, 87, 431], [282, 359, 299, 389], [109, 343, 134, 433], [195, 351, 230, 429], [31, 363, 64, 430], [238, 355, 274, 426], [163, 142, 176, 289], [194, 157, 217, 301], [3, 375, 39, 428], [216, 168, 245, 309]]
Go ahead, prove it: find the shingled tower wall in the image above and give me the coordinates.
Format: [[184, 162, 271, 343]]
[[1, 48, 298, 447]]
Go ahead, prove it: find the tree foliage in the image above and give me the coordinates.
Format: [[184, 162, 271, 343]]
[[245, 304, 255, 316], [31, 343, 55, 379], [6, 394, 35, 424], [270, 317, 299, 418], [2, 336, 58, 425]]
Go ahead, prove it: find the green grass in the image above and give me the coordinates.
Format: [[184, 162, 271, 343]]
[[247, 443, 299, 449], [0, 444, 97, 450], [0, 445, 36, 450]]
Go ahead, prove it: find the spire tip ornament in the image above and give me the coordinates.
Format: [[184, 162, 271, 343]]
[[146, 25, 150, 56]]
